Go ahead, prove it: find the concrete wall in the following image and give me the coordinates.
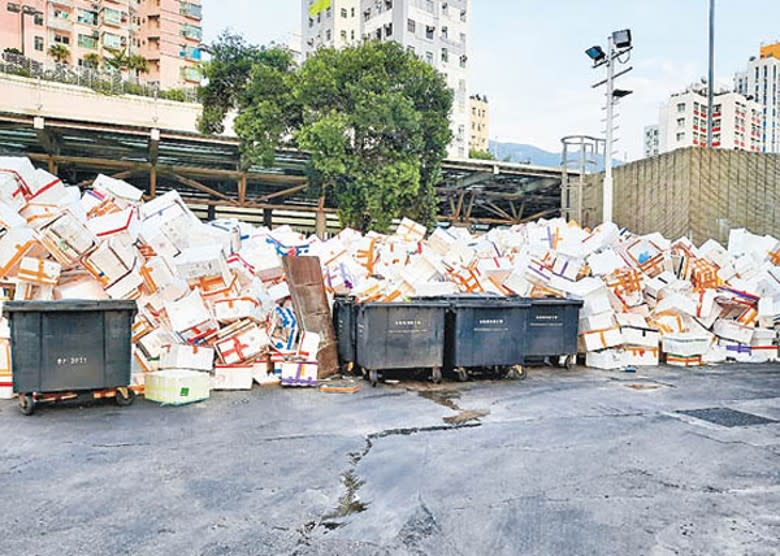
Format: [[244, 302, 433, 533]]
[[0, 73, 235, 135], [583, 147, 780, 245]]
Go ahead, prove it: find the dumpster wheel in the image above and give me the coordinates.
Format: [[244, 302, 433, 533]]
[[369, 369, 379, 388], [506, 365, 527, 381], [432, 367, 442, 385], [115, 388, 136, 407], [455, 367, 469, 382], [18, 394, 35, 416], [564, 355, 575, 370]]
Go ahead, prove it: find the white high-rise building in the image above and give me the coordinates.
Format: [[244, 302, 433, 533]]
[[656, 86, 762, 154], [302, 0, 361, 55], [643, 125, 660, 158], [301, 0, 471, 159], [360, 0, 471, 158], [734, 46, 780, 153]]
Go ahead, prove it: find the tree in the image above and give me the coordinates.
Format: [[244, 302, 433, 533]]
[[127, 54, 149, 77], [48, 44, 70, 64], [199, 35, 452, 232], [83, 53, 101, 70], [469, 148, 495, 161], [104, 47, 130, 71]]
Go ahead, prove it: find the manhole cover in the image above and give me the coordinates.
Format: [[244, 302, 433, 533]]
[[676, 408, 777, 428]]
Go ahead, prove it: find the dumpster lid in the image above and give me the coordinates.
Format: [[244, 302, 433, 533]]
[[527, 297, 584, 307], [3, 300, 138, 314], [360, 301, 450, 308]]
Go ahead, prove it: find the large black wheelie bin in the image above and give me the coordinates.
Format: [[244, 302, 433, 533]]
[[355, 301, 448, 386], [332, 295, 358, 371], [523, 297, 583, 368], [444, 296, 531, 381], [3, 300, 138, 415]]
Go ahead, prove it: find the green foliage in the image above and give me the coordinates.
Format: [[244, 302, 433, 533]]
[[160, 88, 187, 102], [199, 36, 452, 231], [3, 48, 22, 56], [104, 47, 129, 71], [48, 44, 70, 64], [127, 54, 149, 75], [469, 148, 495, 160], [83, 53, 101, 69]]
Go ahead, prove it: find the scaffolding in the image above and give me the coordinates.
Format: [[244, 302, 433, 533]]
[[560, 135, 605, 223]]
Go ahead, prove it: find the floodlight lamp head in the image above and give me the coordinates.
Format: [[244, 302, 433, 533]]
[[612, 29, 632, 49], [586, 45, 606, 63]]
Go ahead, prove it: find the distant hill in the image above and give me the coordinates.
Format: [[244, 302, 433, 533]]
[[489, 141, 621, 171]]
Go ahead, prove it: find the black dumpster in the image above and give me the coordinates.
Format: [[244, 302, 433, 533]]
[[355, 302, 448, 386], [523, 298, 583, 368], [445, 296, 531, 381], [3, 300, 138, 414], [332, 295, 358, 372]]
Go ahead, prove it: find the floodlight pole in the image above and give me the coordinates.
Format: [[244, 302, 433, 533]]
[[707, 0, 715, 148], [603, 35, 615, 224]]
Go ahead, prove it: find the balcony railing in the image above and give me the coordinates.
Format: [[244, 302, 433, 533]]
[[0, 51, 199, 102], [47, 15, 73, 32]]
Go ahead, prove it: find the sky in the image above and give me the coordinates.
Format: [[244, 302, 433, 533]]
[[202, 1, 780, 161]]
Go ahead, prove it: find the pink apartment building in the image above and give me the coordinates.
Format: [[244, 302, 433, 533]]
[[0, 0, 202, 88]]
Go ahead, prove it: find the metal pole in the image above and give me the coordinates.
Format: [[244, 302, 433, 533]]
[[603, 35, 615, 223], [707, 0, 715, 148], [20, 12, 25, 56]]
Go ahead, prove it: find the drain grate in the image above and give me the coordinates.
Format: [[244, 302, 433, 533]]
[[677, 407, 777, 428]]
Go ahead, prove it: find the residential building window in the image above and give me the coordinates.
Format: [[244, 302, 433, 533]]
[[351, 7, 355, 17], [326, 29, 331, 41], [425, 51, 433, 64], [407, 18, 415, 33], [385, 23, 392, 37], [459, 54, 467, 68], [77, 9, 98, 26], [54, 34, 69, 45], [407, 45, 415, 54], [676, 132, 685, 141], [677, 117, 685, 128], [308, 17, 313, 28], [341, 8, 347, 17], [326, 7, 331, 18], [77, 34, 98, 49], [351, 30, 355, 40], [460, 32, 466, 44], [52, 9, 68, 20], [442, 2, 448, 14], [441, 26, 448, 39], [33, 36, 43, 51], [341, 30, 347, 40], [676, 102, 685, 113], [33, 13, 43, 25], [103, 32, 121, 49], [426, 25, 435, 40], [441, 48, 448, 63]]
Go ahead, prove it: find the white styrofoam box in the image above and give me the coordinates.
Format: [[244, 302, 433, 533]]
[[280, 361, 318, 387], [478, 256, 513, 284], [427, 228, 457, 256], [749, 328, 778, 362], [17, 257, 61, 287], [655, 292, 698, 317], [174, 245, 228, 282], [713, 319, 755, 344], [587, 249, 626, 276], [579, 311, 617, 333], [0, 156, 37, 195], [27, 168, 68, 205], [215, 324, 270, 365], [213, 297, 261, 324], [551, 255, 583, 281], [665, 355, 704, 367], [39, 210, 96, 264], [211, 365, 254, 390], [662, 333, 711, 356], [586, 349, 627, 370], [413, 282, 460, 297], [165, 291, 212, 334], [161, 343, 215, 372], [104, 264, 144, 300], [699, 238, 731, 269], [93, 174, 144, 205], [621, 326, 661, 349], [623, 346, 660, 366], [253, 361, 280, 385], [297, 331, 321, 359], [581, 221, 620, 253], [395, 217, 426, 242], [718, 339, 753, 363], [144, 369, 210, 405], [54, 272, 110, 300], [86, 207, 140, 241], [615, 313, 648, 328], [702, 344, 729, 364], [580, 327, 623, 352], [580, 287, 613, 317], [267, 282, 290, 302]]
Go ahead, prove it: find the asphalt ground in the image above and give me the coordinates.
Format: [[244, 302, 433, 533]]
[[1, 363, 778, 555]]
